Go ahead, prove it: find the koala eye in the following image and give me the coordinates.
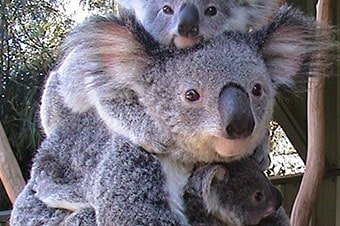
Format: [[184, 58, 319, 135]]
[[185, 89, 201, 102], [162, 5, 174, 15], [252, 83, 262, 97], [205, 6, 217, 16], [254, 191, 264, 202]]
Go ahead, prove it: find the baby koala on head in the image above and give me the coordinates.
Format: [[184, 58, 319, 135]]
[[116, 0, 282, 48], [184, 158, 291, 226]]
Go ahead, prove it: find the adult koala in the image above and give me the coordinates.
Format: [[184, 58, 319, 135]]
[[11, 5, 334, 226]]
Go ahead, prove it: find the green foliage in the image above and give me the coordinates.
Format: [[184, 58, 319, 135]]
[[0, 0, 115, 211], [79, 0, 115, 13], [0, 0, 75, 211], [0, 0, 72, 177]]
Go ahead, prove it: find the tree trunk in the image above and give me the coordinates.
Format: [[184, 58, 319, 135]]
[[290, 0, 333, 225], [0, 122, 25, 204]]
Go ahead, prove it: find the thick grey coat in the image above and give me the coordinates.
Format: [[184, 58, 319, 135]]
[[12, 110, 182, 225]]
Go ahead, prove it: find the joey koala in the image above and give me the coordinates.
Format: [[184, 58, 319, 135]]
[[116, 0, 283, 48], [12, 5, 335, 226], [184, 158, 290, 226]]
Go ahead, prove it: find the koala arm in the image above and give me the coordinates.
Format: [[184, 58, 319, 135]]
[[250, 135, 271, 171], [40, 71, 73, 137], [60, 208, 96, 226], [11, 182, 95, 226], [89, 137, 183, 225], [12, 110, 183, 225], [10, 182, 70, 226]]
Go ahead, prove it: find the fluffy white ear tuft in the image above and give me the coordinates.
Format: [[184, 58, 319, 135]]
[[237, 0, 283, 30], [258, 4, 337, 88], [202, 165, 229, 205], [56, 16, 151, 113], [91, 19, 151, 89]]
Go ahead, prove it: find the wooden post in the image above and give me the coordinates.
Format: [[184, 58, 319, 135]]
[[0, 122, 25, 204], [290, 0, 333, 225]]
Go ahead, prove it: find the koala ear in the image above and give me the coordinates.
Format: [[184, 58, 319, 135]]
[[201, 165, 230, 205], [91, 18, 152, 92], [116, 0, 142, 11], [255, 4, 336, 88], [56, 16, 151, 113], [237, 0, 282, 30], [211, 166, 230, 183], [116, 0, 148, 23]]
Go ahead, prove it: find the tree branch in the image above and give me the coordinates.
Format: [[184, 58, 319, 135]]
[[290, 0, 333, 225]]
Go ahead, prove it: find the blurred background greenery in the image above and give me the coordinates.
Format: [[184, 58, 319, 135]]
[[0, 0, 114, 211]]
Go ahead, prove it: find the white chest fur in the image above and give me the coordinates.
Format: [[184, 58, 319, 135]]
[[157, 156, 193, 226]]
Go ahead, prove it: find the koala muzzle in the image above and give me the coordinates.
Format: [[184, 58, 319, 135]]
[[219, 86, 255, 139], [178, 4, 199, 37]]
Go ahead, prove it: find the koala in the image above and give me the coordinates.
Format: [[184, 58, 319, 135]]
[[184, 158, 290, 226], [116, 0, 283, 48], [12, 4, 335, 225]]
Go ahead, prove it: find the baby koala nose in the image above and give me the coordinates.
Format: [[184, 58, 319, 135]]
[[178, 4, 200, 37], [219, 85, 255, 139]]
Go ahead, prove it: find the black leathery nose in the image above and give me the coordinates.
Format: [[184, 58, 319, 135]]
[[178, 4, 200, 37], [219, 85, 255, 139]]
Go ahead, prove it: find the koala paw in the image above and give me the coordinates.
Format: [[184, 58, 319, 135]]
[[251, 143, 271, 171]]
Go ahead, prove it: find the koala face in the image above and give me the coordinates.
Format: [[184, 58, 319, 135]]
[[215, 160, 282, 225], [185, 158, 282, 225], [140, 37, 274, 162], [117, 0, 281, 48]]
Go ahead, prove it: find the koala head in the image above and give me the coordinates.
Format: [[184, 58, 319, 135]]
[[56, 5, 335, 163], [116, 0, 282, 48], [184, 158, 282, 225]]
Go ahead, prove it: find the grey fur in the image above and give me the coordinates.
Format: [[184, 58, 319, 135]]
[[40, 71, 72, 136], [184, 158, 290, 226], [12, 5, 335, 225], [12, 110, 182, 225], [16, 158, 289, 226]]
